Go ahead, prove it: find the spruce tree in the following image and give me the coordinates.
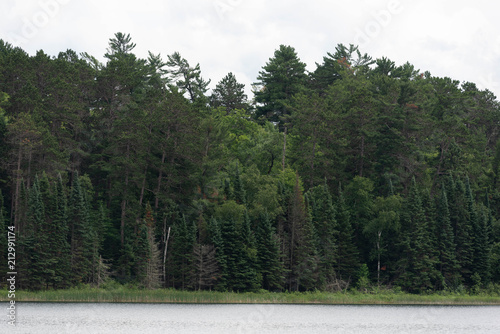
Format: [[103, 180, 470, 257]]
[[209, 217, 227, 290], [26, 176, 54, 289], [465, 176, 490, 285], [169, 214, 195, 289], [451, 178, 473, 283], [305, 183, 337, 289], [218, 216, 259, 292], [476, 206, 492, 285], [398, 177, 439, 293], [255, 211, 284, 291], [436, 186, 461, 289], [287, 173, 319, 291], [50, 173, 71, 288], [68, 173, 94, 284]]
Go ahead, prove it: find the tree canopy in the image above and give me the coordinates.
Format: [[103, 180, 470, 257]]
[[0, 34, 499, 293]]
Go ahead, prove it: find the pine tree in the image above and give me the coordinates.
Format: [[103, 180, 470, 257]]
[[254, 45, 307, 126], [210, 72, 248, 113], [166, 51, 210, 103]]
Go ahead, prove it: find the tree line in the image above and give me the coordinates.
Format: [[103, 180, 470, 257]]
[[0, 33, 499, 293]]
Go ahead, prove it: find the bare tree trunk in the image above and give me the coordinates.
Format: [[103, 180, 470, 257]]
[[163, 224, 171, 285]]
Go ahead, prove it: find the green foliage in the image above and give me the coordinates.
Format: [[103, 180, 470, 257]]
[[210, 72, 248, 113], [254, 45, 307, 126], [1, 37, 499, 294]]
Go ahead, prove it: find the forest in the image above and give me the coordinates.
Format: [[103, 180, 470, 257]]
[[0, 32, 499, 294]]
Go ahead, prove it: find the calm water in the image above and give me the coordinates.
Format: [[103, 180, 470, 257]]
[[2, 302, 499, 333]]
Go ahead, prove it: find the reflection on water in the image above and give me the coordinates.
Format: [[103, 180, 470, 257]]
[[1, 302, 500, 334]]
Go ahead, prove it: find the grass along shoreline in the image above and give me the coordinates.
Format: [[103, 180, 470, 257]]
[[2, 287, 500, 305]]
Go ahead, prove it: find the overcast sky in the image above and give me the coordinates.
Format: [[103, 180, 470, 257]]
[[2, 0, 500, 99]]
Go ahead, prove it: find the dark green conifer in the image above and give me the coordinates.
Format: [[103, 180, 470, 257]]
[[255, 211, 284, 290], [68, 173, 94, 284], [452, 178, 473, 282], [335, 184, 360, 285], [436, 186, 461, 288], [305, 182, 337, 289], [209, 217, 227, 290], [398, 177, 439, 293]]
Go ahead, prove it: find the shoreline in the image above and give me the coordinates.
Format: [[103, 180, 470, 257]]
[[2, 288, 500, 306]]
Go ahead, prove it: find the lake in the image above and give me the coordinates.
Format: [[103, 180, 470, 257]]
[[2, 302, 500, 333]]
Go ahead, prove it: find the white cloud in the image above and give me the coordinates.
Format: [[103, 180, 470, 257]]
[[2, 0, 500, 97]]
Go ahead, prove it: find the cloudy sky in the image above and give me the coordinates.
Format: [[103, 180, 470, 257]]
[[2, 0, 500, 98]]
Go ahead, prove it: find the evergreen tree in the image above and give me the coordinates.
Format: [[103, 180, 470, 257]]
[[168, 214, 196, 289], [26, 176, 54, 289], [210, 72, 248, 113], [335, 184, 360, 286], [49, 173, 71, 288], [255, 211, 284, 290], [436, 186, 461, 289], [305, 183, 338, 289], [286, 173, 319, 291], [68, 173, 94, 284], [254, 45, 307, 126], [209, 217, 227, 290], [166, 51, 210, 103], [466, 177, 491, 285], [449, 177, 474, 283], [218, 215, 259, 292], [397, 177, 439, 293]]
